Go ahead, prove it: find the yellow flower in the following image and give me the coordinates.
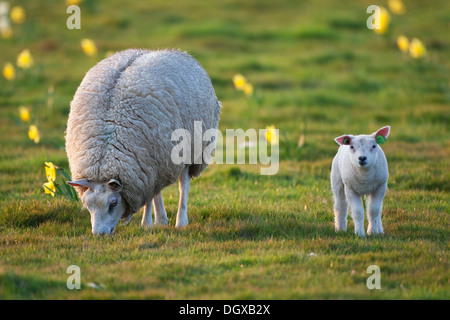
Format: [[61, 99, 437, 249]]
[[45, 162, 57, 182], [10, 6, 26, 24], [1, 26, 13, 39], [374, 7, 390, 35], [3, 62, 15, 81], [388, 0, 405, 15], [28, 125, 40, 144], [17, 49, 33, 69], [396, 35, 409, 53], [43, 180, 56, 197], [243, 83, 254, 96], [19, 107, 30, 122], [105, 50, 115, 58], [409, 38, 427, 59], [265, 125, 279, 145], [66, 0, 83, 5], [233, 74, 247, 90], [81, 38, 98, 56]]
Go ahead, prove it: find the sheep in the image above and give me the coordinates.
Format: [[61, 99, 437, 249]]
[[65, 49, 221, 235], [330, 126, 390, 237]]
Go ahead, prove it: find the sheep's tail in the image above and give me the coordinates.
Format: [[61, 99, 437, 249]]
[[188, 100, 221, 179]]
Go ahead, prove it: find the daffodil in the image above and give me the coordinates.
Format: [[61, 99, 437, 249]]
[[243, 83, 254, 96], [265, 125, 279, 145], [45, 162, 57, 182], [105, 50, 115, 58], [10, 6, 25, 24], [1, 26, 13, 39], [3, 62, 15, 81], [233, 74, 247, 90], [28, 125, 40, 144], [43, 180, 56, 197], [396, 35, 409, 53], [66, 0, 83, 6], [373, 7, 390, 35], [81, 38, 98, 56], [409, 38, 427, 59], [19, 107, 30, 122], [17, 49, 33, 69], [388, 0, 405, 15]]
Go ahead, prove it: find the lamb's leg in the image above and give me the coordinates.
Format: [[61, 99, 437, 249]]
[[345, 187, 365, 237], [175, 167, 190, 228], [331, 164, 347, 232], [367, 185, 386, 235], [153, 192, 168, 226], [141, 200, 153, 228], [332, 180, 348, 232]]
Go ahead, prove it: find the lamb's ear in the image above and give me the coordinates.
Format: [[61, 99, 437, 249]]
[[67, 179, 91, 188], [335, 135, 353, 145], [373, 126, 390, 144], [108, 179, 123, 192]]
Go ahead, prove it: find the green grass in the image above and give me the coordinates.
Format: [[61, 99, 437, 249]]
[[0, 0, 449, 299]]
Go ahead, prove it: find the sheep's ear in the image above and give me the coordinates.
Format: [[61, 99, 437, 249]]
[[335, 135, 353, 145], [67, 179, 91, 188], [108, 179, 123, 192], [373, 126, 390, 144]]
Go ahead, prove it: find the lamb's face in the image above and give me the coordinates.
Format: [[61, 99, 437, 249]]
[[68, 179, 126, 236], [346, 136, 379, 168]]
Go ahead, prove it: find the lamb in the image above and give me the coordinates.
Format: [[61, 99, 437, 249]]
[[330, 126, 390, 237], [65, 49, 221, 235]]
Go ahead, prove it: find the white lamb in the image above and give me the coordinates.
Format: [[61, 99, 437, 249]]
[[330, 126, 390, 237]]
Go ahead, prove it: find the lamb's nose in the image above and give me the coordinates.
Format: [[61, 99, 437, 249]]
[[359, 156, 367, 162]]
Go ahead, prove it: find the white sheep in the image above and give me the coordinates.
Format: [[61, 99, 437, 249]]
[[65, 49, 221, 235], [330, 126, 390, 237]]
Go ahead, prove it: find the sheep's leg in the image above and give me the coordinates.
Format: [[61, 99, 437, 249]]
[[153, 192, 168, 226], [367, 185, 386, 235], [141, 200, 153, 228], [332, 182, 348, 232], [175, 167, 190, 228], [331, 164, 347, 232], [345, 187, 365, 237]]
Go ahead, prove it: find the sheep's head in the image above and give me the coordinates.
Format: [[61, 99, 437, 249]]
[[67, 179, 127, 236], [334, 126, 390, 169]]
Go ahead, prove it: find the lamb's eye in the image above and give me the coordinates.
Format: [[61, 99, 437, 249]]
[[372, 145, 377, 149], [350, 145, 354, 149]]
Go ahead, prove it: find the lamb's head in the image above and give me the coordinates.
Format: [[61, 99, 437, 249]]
[[334, 126, 390, 169], [67, 179, 127, 236]]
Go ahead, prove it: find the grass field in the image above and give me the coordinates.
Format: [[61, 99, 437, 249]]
[[0, 0, 448, 299]]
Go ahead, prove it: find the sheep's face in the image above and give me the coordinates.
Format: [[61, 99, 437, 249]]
[[334, 126, 390, 169], [68, 179, 126, 236], [347, 136, 378, 168]]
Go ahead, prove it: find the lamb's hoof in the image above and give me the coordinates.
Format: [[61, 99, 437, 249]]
[[335, 226, 347, 232], [175, 220, 188, 228], [367, 230, 384, 236]]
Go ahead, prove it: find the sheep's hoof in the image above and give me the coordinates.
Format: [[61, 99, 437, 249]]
[[355, 231, 366, 238], [155, 218, 169, 226]]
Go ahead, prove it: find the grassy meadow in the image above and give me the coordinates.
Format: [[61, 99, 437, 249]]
[[0, 0, 449, 299]]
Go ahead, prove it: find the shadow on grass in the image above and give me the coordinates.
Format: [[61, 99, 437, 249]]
[[0, 199, 83, 229], [0, 272, 63, 299]]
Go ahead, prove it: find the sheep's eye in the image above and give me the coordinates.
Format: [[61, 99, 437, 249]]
[[350, 145, 354, 149], [372, 145, 377, 149], [109, 199, 117, 211]]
